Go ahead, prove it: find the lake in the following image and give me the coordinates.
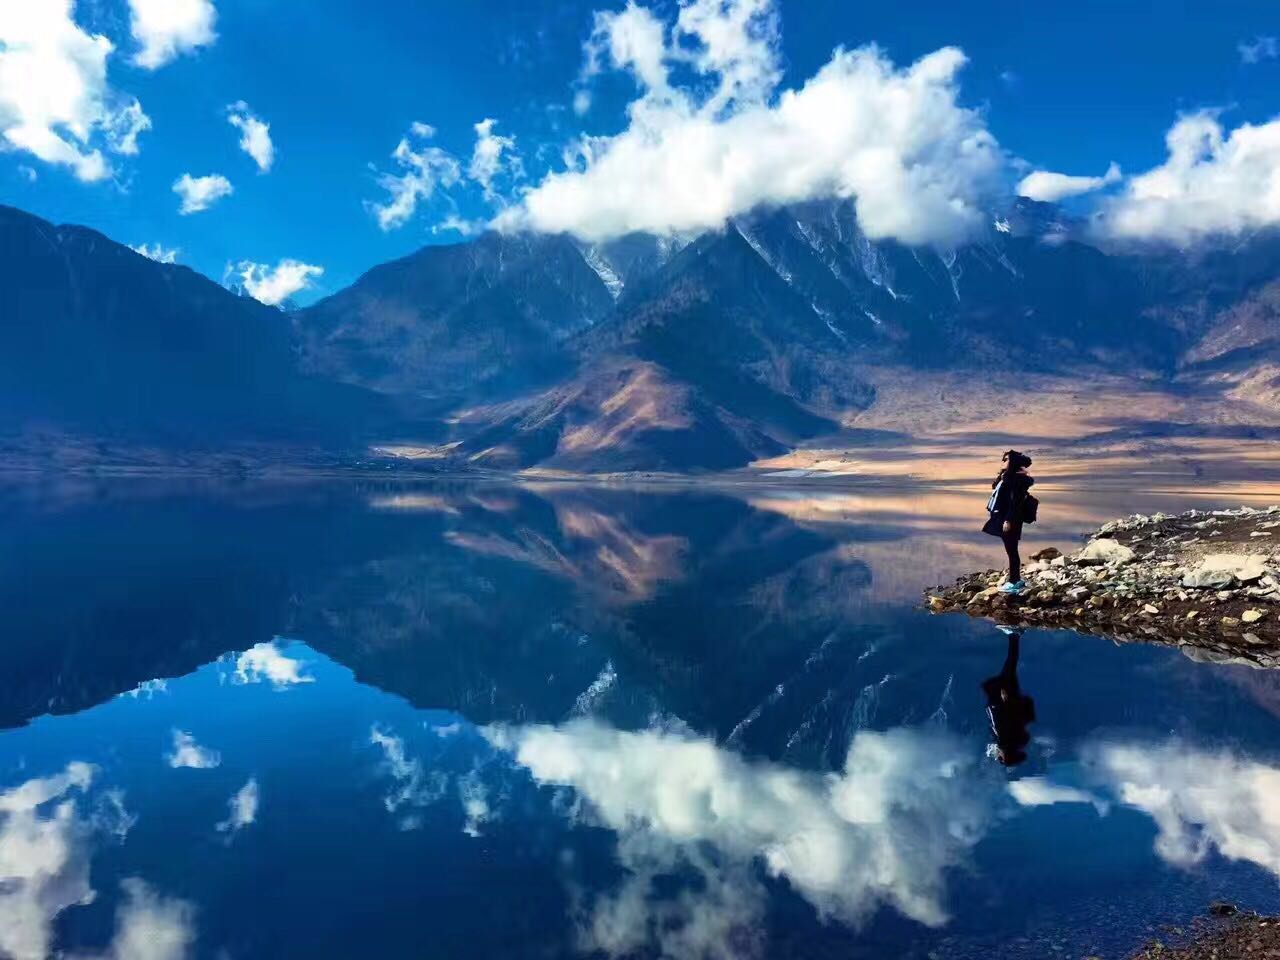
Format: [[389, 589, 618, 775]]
[[3, 478, 1280, 959]]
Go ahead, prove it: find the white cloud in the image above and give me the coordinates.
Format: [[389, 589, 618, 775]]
[[0, 763, 95, 960], [0, 0, 151, 182], [1008, 776, 1109, 814], [215, 779, 259, 835], [166, 730, 221, 770], [431, 214, 482, 237], [130, 243, 178, 264], [91, 878, 196, 960], [232, 640, 314, 686], [674, 0, 781, 111], [102, 99, 150, 156], [127, 0, 216, 70], [366, 123, 462, 231], [226, 101, 273, 172], [126, 678, 169, 697], [0, 762, 94, 814], [498, 0, 1004, 246], [233, 260, 324, 306], [172, 173, 231, 214], [458, 770, 492, 838], [1099, 111, 1280, 244], [487, 719, 1003, 952], [0, 766, 184, 960], [17, 164, 37, 182], [1088, 740, 1280, 877], [468, 118, 523, 202], [369, 726, 448, 830], [1239, 36, 1279, 64], [1017, 161, 1120, 203], [582, 2, 671, 96]]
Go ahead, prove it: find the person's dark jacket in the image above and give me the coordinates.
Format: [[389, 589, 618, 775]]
[[982, 633, 1036, 766], [983, 469, 1034, 538]]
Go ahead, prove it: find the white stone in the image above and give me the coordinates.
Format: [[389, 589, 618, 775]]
[[1181, 554, 1270, 589], [1074, 539, 1136, 567]]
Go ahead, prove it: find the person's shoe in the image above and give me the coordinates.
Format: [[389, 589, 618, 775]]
[[998, 580, 1025, 594]]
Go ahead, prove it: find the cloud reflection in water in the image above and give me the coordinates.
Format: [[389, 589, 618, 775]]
[[215, 779, 259, 837], [369, 726, 448, 830], [486, 720, 1006, 957], [0, 763, 193, 960], [1089, 740, 1280, 878], [166, 730, 220, 770], [230, 640, 314, 688]]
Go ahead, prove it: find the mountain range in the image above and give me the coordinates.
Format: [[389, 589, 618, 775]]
[[3, 198, 1279, 473]]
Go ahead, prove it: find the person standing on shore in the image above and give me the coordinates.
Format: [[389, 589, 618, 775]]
[[984, 450, 1036, 594]]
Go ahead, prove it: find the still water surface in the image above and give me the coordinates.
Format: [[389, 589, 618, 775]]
[[2, 480, 1280, 959]]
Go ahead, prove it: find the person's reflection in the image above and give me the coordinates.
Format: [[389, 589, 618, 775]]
[[982, 628, 1036, 767]]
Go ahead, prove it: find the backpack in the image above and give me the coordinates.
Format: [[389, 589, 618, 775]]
[[1022, 493, 1039, 524]]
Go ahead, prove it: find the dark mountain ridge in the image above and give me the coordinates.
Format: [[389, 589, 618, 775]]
[[360, 198, 1280, 470], [297, 231, 617, 402], [6, 197, 1280, 473], [0, 204, 432, 456]]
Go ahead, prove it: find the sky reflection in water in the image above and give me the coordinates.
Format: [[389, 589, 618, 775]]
[[1, 482, 1280, 959]]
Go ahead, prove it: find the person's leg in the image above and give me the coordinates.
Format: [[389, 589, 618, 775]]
[[1002, 632, 1021, 675], [1003, 530, 1021, 583]]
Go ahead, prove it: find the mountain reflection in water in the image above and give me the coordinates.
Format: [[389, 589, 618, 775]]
[[2, 480, 1280, 959]]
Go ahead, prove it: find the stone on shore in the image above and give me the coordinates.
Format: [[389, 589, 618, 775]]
[[924, 504, 1280, 667], [1128, 909, 1280, 960], [1181, 553, 1269, 589], [1075, 538, 1135, 566]]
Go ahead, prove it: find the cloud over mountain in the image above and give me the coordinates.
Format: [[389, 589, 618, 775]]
[[131, 242, 179, 264], [234, 259, 324, 306], [469, 118, 523, 203], [367, 123, 462, 231], [1100, 111, 1280, 244], [497, 0, 1006, 246], [1018, 162, 1121, 203]]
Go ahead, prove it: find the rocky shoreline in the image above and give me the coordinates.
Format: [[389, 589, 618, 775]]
[[925, 506, 1280, 667], [1127, 908, 1280, 959]]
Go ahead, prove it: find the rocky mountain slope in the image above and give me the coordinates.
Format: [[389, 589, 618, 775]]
[[1178, 279, 1280, 409], [7, 195, 1280, 473], [0, 204, 430, 459], [297, 231, 619, 402], [304, 196, 1241, 472], [424, 200, 1280, 471]]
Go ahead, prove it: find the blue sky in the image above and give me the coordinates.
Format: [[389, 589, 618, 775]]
[[2, 0, 1279, 304]]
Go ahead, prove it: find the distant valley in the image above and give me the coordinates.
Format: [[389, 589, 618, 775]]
[[4, 199, 1280, 478]]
